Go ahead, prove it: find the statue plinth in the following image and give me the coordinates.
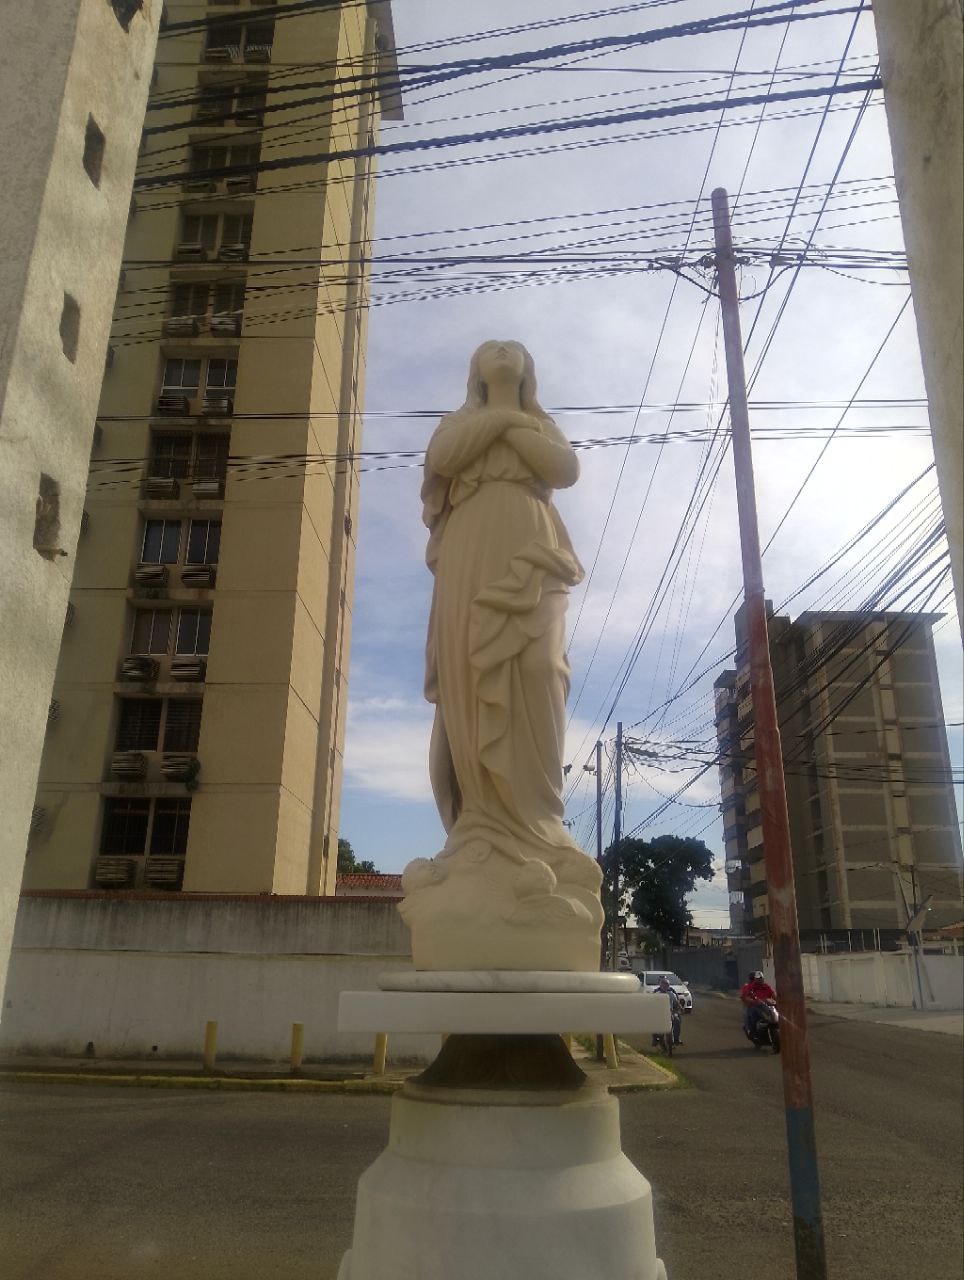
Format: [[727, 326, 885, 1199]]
[[336, 978, 670, 1280]]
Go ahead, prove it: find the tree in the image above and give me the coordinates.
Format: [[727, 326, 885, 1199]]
[[337, 837, 378, 875], [603, 834, 714, 946]]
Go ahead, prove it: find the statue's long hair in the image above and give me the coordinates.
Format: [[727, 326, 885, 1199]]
[[460, 341, 550, 420]]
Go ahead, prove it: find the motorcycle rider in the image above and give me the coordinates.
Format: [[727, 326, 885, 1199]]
[[651, 974, 683, 1047], [740, 970, 776, 1039]]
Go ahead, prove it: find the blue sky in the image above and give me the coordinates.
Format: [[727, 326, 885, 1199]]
[[338, 0, 962, 926]]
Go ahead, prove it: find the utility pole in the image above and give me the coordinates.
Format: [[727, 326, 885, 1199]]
[[611, 723, 623, 972], [595, 740, 604, 870], [712, 188, 828, 1280]]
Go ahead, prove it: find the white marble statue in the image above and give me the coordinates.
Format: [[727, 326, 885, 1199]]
[[400, 341, 605, 971]]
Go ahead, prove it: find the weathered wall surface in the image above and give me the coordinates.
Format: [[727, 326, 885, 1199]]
[[873, 0, 964, 628], [776, 950, 964, 1010], [0, 0, 159, 1005], [1, 894, 438, 1063]]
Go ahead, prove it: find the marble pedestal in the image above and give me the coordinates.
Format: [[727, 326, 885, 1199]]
[[336, 973, 670, 1280]]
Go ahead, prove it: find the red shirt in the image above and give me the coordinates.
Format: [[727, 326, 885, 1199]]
[[741, 979, 776, 1006]]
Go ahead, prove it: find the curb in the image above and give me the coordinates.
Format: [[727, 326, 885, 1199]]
[[0, 1070, 405, 1095]]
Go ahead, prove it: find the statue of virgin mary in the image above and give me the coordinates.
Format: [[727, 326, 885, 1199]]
[[400, 341, 605, 972]]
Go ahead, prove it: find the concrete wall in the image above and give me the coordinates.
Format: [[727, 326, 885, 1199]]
[[0, 0, 160, 1007], [0, 893, 438, 1063], [873, 0, 964, 629], [781, 950, 963, 1010]]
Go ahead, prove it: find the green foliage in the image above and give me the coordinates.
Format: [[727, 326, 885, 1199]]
[[337, 837, 378, 875], [602, 834, 715, 945]]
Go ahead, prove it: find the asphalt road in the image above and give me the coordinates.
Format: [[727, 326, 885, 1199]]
[[0, 996, 960, 1280]]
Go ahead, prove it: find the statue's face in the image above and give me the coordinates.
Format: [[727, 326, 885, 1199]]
[[476, 340, 526, 388]]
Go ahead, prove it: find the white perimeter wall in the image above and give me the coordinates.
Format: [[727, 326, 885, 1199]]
[[1, 894, 439, 1064], [764, 951, 963, 1010]]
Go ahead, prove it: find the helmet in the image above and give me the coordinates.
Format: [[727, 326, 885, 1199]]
[[754, 971, 764, 980]]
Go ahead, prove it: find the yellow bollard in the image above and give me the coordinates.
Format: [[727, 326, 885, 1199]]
[[290, 1022, 305, 1074], [372, 1032, 388, 1077], [603, 1032, 619, 1070], [202, 1020, 218, 1072]]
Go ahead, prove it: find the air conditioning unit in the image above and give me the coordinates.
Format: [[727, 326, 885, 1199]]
[[47, 698, 60, 728], [163, 315, 200, 337], [134, 563, 170, 587], [145, 857, 185, 887], [111, 751, 149, 780], [171, 656, 206, 682], [121, 655, 160, 682], [175, 243, 209, 263], [64, 601, 77, 630], [209, 313, 242, 336], [156, 394, 192, 416], [217, 243, 248, 262], [204, 44, 240, 62], [182, 176, 218, 193], [181, 566, 217, 591], [201, 394, 234, 417], [192, 478, 225, 500], [142, 475, 180, 499], [235, 108, 265, 125], [161, 753, 199, 781], [29, 805, 46, 838], [94, 857, 136, 887], [80, 509, 91, 535], [223, 175, 256, 194]]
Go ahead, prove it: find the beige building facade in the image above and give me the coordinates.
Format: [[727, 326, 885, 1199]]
[[716, 609, 963, 941], [25, 0, 400, 898], [0, 0, 161, 1000]]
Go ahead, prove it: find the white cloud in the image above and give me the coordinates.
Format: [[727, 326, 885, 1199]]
[[344, 697, 435, 802]]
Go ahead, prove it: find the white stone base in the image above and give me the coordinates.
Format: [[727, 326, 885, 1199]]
[[378, 969, 641, 993], [338, 1085, 668, 1280]]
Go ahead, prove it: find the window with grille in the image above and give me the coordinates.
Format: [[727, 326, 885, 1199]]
[[194, 435, 229, 480], [176, 610, 212, 656], [141, 519, 182, 564], [171, 282, 210, 317], [206, 20, 243, 54], [101, 797, 150, 855], [181, 214, 219, 250], [187, 520, 222, 565], [206, 359, 237, 391], [163, 700, 203, 752], [116, 699, 162, 751], [151, 799, 192, 855], [149, 433, 192, 479], [131, 609, 172, 655], [162, 358, 201, 392]]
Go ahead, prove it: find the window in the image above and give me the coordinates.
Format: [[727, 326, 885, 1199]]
[[141, 519, 181, 564], [206, 359, 237, 392], [171, 283, 210, 318], [194, 435, 229, 480], [83, 116, 105, 186], [116, 699, 162, 751], [181, 214, 219, 251], [101, 798, 150, 855], [149, 434, 192, 479], [151, 799, 192, 855], [131, 609, 172, 655], [163, 700, 203, 752], [162, 358, 201, 392], [176, 610, 212, 656], [212, 280, 245, 316], [187, 520, 221, 565], [220, 214, 252, 252]]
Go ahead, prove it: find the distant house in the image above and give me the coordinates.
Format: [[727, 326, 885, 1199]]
[[335, 873, 403, 899]]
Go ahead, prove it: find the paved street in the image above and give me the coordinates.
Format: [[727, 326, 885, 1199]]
[[0, 996, 960, 1280]]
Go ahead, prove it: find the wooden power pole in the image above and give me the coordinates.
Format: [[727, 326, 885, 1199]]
[[711, 187, 828, 1279], [611, 722, 623, 971]]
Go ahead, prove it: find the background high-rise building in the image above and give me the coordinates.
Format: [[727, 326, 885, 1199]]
[[25, 0, 400, 898], [715, 607, 963, 940]]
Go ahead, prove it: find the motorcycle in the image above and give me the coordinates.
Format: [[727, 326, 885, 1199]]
[[745, 999, 780, 1054], [651, 1008, 682, 1056]]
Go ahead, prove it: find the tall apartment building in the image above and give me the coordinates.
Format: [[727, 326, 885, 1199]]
[[25, 0, 400, 897], [715, 608, 963, 940]]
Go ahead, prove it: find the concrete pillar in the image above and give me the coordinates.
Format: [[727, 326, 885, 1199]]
[[873, 0, 964, 630], [0, 0, 159, 1006]]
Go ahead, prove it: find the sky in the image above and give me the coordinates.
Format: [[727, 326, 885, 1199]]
[[337, 0, 963, 927]]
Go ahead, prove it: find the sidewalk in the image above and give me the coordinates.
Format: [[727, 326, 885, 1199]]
[[807, 1001, 964, 1037], [0, 1038, 675, 1094]]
